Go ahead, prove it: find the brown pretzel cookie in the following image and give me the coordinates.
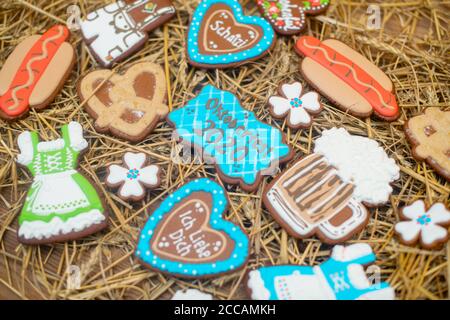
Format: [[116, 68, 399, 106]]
[[78, 62, 169, 142], [404, 108, 450, 181]]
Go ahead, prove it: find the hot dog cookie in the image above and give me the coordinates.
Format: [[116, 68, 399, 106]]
[[295, 36, 399, 121], [404, 108, 450, 181], [0, 25, 75, 120]]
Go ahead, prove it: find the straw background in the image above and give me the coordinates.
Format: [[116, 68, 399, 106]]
[[0, 0, 449, 300]]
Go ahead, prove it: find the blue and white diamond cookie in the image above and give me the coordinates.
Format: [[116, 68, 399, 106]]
[[187, 0, 276, 69], [136, 178, 249, 278]]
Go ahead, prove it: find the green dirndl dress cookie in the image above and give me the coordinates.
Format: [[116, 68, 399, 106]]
[[16, 122, 106, 243]]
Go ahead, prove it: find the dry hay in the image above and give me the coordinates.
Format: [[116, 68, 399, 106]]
[[0, 0, 449, 300]]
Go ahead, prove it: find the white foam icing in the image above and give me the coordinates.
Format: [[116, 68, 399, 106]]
[[171, 289, 213, 300], [18, 209, 106, 240], [314, 127, 400, 205]]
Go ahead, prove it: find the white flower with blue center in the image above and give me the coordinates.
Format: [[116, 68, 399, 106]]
[[106, 152, 160, 201], [395, 200, 450, 249], [269, 82, 322, 128]]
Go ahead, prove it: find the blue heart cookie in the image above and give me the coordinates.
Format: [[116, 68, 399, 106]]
[[136, 178, 249, 278], [168, 85, 292, 192], [187, 0, 276, 68]]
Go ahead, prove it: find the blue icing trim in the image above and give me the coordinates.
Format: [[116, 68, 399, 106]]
[[187, 0, 275, 66], [168, 85, 291, 188], [136, 178, 249, 277], [250, 246, 394, 300]]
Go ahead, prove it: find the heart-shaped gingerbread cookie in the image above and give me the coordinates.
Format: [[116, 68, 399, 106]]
[[187, 0, 275, 68], [136, 178, 249, 278], [78, 62, 168, 142]]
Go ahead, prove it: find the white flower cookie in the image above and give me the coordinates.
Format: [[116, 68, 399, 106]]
[[395, 200, 450, 250], [106, 152, 161, 201], [268, 82, 322, 129]]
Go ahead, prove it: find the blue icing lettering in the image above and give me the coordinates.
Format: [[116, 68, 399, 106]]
[[187, 0, 275, 66], [136, 178, 249, 277], [168, 85, 291, 189]]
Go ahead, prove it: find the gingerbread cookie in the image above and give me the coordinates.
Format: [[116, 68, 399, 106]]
[[80, 0, 175, 68], [78, 62, 169, 142], [268, 81, 322, 129], [187, 0, 276, 69], [264, 127, 399, 244], [247, 243, 395, 300], [16, 122, 108, 244], [136, 178, 249, 278], [395, 200, 450, 250], [0, 25, 75, 120], [295, 36, 399, 121], [256, 0, 330, 36], [404, 108, 450, 181], [168, 85, 292, 192], [106, 152, 161, 201]]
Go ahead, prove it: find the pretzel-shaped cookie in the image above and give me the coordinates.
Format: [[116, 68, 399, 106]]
[[78, 62, 168, 142]]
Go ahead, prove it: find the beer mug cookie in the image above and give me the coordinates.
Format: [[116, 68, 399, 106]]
[[78, 62, 169, 142], [80, 0, 175, 67], [0, 25, 75, 120], [263, 127, 400, 244]]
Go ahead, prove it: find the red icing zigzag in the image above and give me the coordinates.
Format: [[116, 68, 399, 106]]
[[0, 25, 69, 117]]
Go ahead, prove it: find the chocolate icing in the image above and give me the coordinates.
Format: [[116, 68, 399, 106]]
[[198, 3, 263, 55], [150, 192, 235, 263]]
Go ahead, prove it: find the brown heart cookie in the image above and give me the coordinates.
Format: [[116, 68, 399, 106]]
[[186, 0, 276, 69], [78, 62, 169, 142], [136, 178, 249, 278]]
